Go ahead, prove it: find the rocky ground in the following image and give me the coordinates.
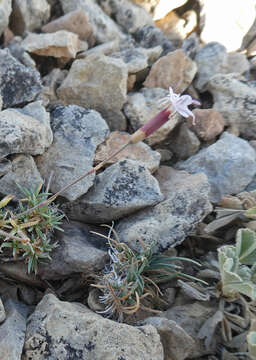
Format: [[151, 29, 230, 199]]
[[1, 0, 256, 359]]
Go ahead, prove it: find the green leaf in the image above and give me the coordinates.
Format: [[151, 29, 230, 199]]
[[236, 228, 256, 265]]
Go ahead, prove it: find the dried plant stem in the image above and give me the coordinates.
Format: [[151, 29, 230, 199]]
[[0, 229, 28, 242], [14, 141, 131, 219], [14, 107, 172, 220]]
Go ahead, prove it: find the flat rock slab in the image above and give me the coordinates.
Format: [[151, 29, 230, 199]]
[[63, 159, 164, 223], [38, 221, 108, 280], [176, 132, 256, 203], [0, 299, 28, 360], [57, 54, 128, 130], [23, 294, 164, 360], [94, 131, 161, 173], [115, 166, 212, 253], [0, 106, 52, 159], [22, 30, 83, 58], [0, 49, 42, 108], [36, 105, 109, 201]]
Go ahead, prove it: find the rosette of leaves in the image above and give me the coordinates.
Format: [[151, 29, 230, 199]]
[[0, 184, 64, 274], [218, 228, 256, 300], [92, 226, 206, 322]]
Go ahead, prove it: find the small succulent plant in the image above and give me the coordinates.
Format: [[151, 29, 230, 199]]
[[0, 184, 64, 274], [218, 228, 256, 300], [92, 225, 206, 322]]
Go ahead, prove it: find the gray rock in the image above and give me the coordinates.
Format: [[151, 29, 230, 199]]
[[182, 32, 200, 59], [123, 87, 180, 146], [115, 166, 212, 253], [161, 301, 219, 358], [0, 106, 52, 159], [79, 39, 120, 59], [9, 0, 50, 35], [7, 39, 36, 67], [168, 122, 200, 161], [102, 0, 154, 34], [60, 0, 124, 44], [0, 154, 43, 199], [0, 0, 12, 36], [38, 221, 108, 280], [0, 158, 11, 177], [0, 49, 42, 108], [195, 42, 250, 91], [0, 262, 44, 288], [21, 30, 83, 58], [0, 298, 5, 324], [36, 105, 109, 201], [176, 132, 256, 203], [23, 293, 164, 360], [0, 298, 28, 360], [142, 317, 195, 360], [63, 159, 164, 223], [57, 54, 128, 130], [24, 294, 164, 360], [207, 74, 256, 139], [94, 130, 161, 173], [134, 25, 175, 56], [111, 47, 149, 73]]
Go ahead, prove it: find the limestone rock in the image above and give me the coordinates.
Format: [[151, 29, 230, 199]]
[[36, 105, 109, 201], [0, 0, 12, 36], [60, 0, 124, 44], [9, 0, 50, 35], [7, 39, 36, 67], [0, 154, 43, 199], [0, 299, 28, 360], [176, 132, 256, 203], [168, 122, 200, 161], [161, 301, 219, 358], [42, 9, 95, 45], [144, 49, 197, 93], [0, 106, 52, 158], [142, 317, 195, 360], [187, 109, 225, 141], [111, 47, 149, 73], [0, 158, 11, 177], [63, 159, 164, 223], [23, 294, 164, 360], [57, 54, 128, 130], [123, 87, 180, 146], [207, 74, 256, 139], [134, 25, 175, 56], [22, 30, 83, 58], [0, 298, 5, 324], [0, 49, 42, 108], [115, 166, 212, 253], [194, 42, 250, 91], [38, 221, 108, 280], [94, 131, 161, 173]]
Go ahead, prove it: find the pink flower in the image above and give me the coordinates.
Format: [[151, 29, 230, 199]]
[[130, 87, 200, 144], [160, 87, 201, 124]]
